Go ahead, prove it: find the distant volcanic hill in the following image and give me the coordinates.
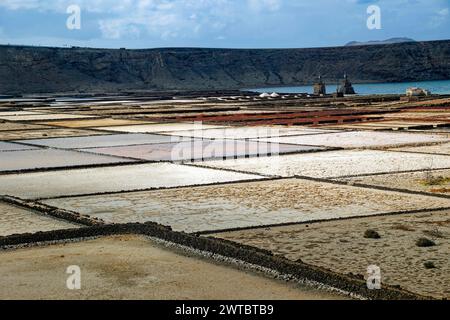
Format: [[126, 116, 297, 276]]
[[345, 37, 416, 46], [0, 39, 449, 94]]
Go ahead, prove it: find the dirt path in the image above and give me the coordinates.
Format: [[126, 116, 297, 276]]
[[0, 235, 347, 300]]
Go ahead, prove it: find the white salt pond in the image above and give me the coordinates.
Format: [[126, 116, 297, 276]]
[[255, 131, 450, 148], [78, 140, 325, 161], [0, 111, 44, 117], [94, 123, 229, 133], [42, 178, 450, 233], [0, 201, 79, 236], [164, 126, 336, 139], [390, 142, 450, 155], [0, 141, 39, 152], [0, 163, 263, 199], [0, 113, 98, 121], [0, 149, 133, 172], [15, 133, 193, 149], [198, 150, 450, 178]]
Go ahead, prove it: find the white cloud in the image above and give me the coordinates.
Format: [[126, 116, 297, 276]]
[[0, 0, 143, 13], [429, 7, 449, 28], [95, 0, 238, 40], [0, 0, 42, 10], [0, 0, 240, 40], [438, 8, 449, 16], [248, 0, 282, 12], [98, 19, 141, 39]]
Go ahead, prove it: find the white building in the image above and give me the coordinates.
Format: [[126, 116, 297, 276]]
[[406, 87, 431, 97]]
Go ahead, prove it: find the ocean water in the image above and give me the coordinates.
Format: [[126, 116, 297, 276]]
[[250, 79, 450, 95]]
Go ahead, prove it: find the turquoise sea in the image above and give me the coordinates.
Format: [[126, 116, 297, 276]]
[[250, 79, 450, 95]]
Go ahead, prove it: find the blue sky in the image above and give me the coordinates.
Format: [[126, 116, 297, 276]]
[[0, 0, 449, 49]]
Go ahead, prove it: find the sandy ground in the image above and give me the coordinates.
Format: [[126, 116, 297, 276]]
[[339, 169, 450, 196], [0, 235, 345, 300], [0, 129, 108, 141], [0, 201, 78, 236], [15, 133, 191, 149], [391, 142, 450, 155], [43, 178, 450, 233], [214, 211, 450, 299], [94, 123, 228, 133], [0, 122, 50, 131], [79, 140, 323, 162], [0, 149, 133, 172], [199, 150, 450, 178], [38, 119, 153, 128], [255, 131, 449, 148], [0, 163, 262, 199]]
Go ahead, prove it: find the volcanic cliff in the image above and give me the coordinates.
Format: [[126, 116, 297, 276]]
[[1, 40, 449, 94]]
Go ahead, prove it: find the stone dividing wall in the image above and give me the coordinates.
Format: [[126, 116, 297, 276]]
[[0, 222, 429, 300]]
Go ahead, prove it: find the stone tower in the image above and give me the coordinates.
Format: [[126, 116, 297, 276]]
[[313, 75, 326, 95], [338, 74, 356, 95]]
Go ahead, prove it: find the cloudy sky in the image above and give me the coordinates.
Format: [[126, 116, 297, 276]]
[[0, 0, 449, 49]]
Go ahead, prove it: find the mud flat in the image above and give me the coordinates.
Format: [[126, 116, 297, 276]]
[[0, 163, 262, 199], [0, 141, 38, 152], [199, 150, 450, 178], [79, 140, 324, 162], [0, 129, 109, 141], [0, 201, 78, 236], [38, 119, 154, 128], [165, 126, 334, 139], [390, 142, 450, 155], [15, 133, 193, 149], [0, 235, 343, 300], [94, 123, 228, 133], [213, 210, 450, 299], [255, 131, 449, 149], [339, 169, 450, 196], [42, 179, 450, 233], [0, 149, 133, 172]]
